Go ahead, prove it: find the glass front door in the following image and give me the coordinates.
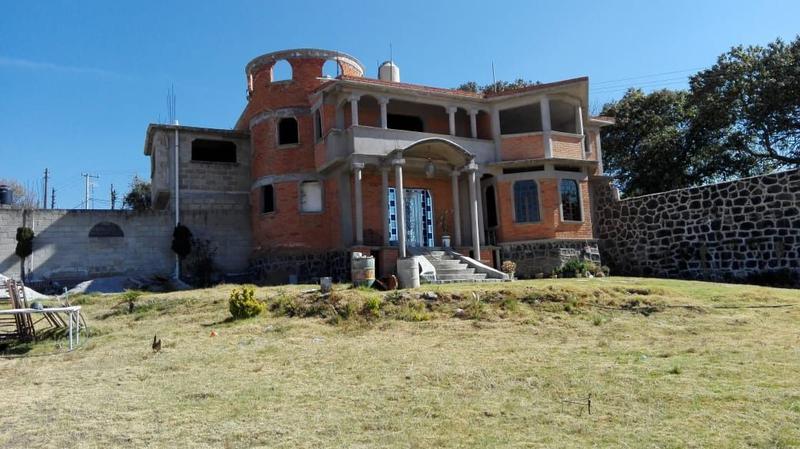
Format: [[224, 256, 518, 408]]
[[388, 188, 434, 247]]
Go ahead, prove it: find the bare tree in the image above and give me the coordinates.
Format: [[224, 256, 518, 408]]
[[0, 179, 39, 208]]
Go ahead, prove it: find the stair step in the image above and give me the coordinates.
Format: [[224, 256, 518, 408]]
[[435, 268, 475, 275], [435, 273, 487, 281]]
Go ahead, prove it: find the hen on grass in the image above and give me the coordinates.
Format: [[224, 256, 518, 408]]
[[152, 335, 162, 353]]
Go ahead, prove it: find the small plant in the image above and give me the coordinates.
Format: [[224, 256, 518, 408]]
[[398, 300, 431, 322], [229, 285, 264, 319], [668, 365, 683, 375], [121, 290, 143, 313], [361, 295, 383, 319], [500, 297, 520, 313], [501, 260, 517, 278], [465, 292, 486, 320]]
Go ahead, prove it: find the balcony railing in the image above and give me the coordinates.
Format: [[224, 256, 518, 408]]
[[324, 125, 497, 165]]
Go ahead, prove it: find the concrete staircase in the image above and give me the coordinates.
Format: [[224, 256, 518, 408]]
[[421, 250, 497, 283]]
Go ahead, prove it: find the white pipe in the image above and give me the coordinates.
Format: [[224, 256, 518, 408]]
[[174, 121, 180, 279]]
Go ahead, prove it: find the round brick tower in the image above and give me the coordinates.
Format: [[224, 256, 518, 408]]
[[238, 49, 365, 267]]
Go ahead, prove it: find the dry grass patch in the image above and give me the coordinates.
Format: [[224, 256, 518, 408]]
[[0, 278, 798, 448]]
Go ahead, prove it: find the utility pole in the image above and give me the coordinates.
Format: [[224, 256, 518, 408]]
[[81, 173, 99, 210], [110, 184, 117, 210], [43, 168, 49, 209], [51, 188, 56, 209]]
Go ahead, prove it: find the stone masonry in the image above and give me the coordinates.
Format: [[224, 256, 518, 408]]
[[591, 169, 800, 284], [500, 239, 601, 278]]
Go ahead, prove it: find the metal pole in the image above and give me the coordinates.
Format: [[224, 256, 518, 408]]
[[174, 122, 180, 279]]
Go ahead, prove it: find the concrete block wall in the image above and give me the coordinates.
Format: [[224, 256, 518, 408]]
[[0, 207, 252, 284]]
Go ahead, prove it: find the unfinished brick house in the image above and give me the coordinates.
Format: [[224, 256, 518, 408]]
[[145, 48, 613, 282]]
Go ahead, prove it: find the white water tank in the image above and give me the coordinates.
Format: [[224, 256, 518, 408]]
[[378, 61, 400, 82]]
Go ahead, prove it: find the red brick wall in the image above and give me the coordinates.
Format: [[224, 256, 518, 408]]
[[500, 134, 545, 160], [551, 134, 583, 159], [495, 178, 594, 243], [252, 177, 341, 252]]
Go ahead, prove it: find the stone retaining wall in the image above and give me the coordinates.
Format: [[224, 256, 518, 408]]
[[591, 169, 800, 285], [250, 250, 350, 285], [500, 239, 601, 278]]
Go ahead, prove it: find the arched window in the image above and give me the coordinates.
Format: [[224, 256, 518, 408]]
[[88, 222, 124, 238], [322, 59, 340, 78], [271, 59, 292, 82], [513, 180, 540, 223], [278, 117, 299, 145], [560, 179, 582, 221]]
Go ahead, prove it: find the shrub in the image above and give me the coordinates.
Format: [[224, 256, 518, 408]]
[[398, 300, 431, 322], [361, 295, 383, 319], [121, 290, 143, 313], [229, 286, 264, 319], [501, 260, 517, 274], [558, 258, 603, 278], [184, 238, 217, 287], [465, 292, 487, 320]]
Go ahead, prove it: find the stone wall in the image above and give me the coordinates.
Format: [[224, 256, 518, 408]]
[[500, 239, 600, 278], [0, 207, 252, 285], [591, 169, 800, 285], [250, 250, 350, 284]]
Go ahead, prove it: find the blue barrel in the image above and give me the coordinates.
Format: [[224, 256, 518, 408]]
[[0, 185, 12, 205]]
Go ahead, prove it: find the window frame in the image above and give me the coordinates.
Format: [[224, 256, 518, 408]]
[[261, 184, 275, 215], [511, 179, 542, 224], [277, 116, 300, 147], [298, 180, 324, 214], [558, 178, 583, 223]]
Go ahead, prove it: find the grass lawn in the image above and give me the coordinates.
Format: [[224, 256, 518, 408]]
[[1, 277, 799, 448]]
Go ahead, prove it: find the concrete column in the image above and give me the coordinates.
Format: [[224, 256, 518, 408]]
[[381, 166, 390, 245], [576, 104, 586, 158], [468, 109, 478, 138], [466, 162, 481, 260], [450, 170, 462, 247], [349, 95, 360, 127], [596, 131, 604, 174], [379, 97, 389, 129], [447, 106, 457, 136], [476, 176, 485, 245], [392, 157, 407, 259], [352, 162, 365, 245], [541, 96, 552, 158]]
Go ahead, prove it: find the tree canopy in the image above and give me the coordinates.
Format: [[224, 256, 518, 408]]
[[123, 176, 152, 211], [600, 36, 799, 196], [456, 79, 540, 95]]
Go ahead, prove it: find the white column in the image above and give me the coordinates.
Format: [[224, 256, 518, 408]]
[[466, 162, 481, 260], [468, 109, 478, 138], [450, 170, 462, 247], [381, 167, 390, 245], [379, 97, 389, 129], [447, 106, 457, 136], [352, 162, 365, 245], [393, 157, 407, 259], [349, 95, 360, 127], [576, 104, 586, 158], [541, 96, 552, 158]]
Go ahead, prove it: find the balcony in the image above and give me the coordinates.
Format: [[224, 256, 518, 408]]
[[321, 126, 497, 168]]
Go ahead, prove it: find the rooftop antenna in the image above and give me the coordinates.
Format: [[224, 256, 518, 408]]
[[389, 43, 394, 81], [491, 61, 497, 91], [167, 85, 177, 125]]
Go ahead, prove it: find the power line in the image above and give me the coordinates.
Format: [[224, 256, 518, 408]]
[[592, 66, 708, 86]]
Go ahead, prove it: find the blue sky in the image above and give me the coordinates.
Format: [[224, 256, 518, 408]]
[[1, 0, 798, 209]]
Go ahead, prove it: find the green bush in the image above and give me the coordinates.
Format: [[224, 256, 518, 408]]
[[557, 259, 604, 278], [361, 295, 383, 319], [229, 286, 264, 319]]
